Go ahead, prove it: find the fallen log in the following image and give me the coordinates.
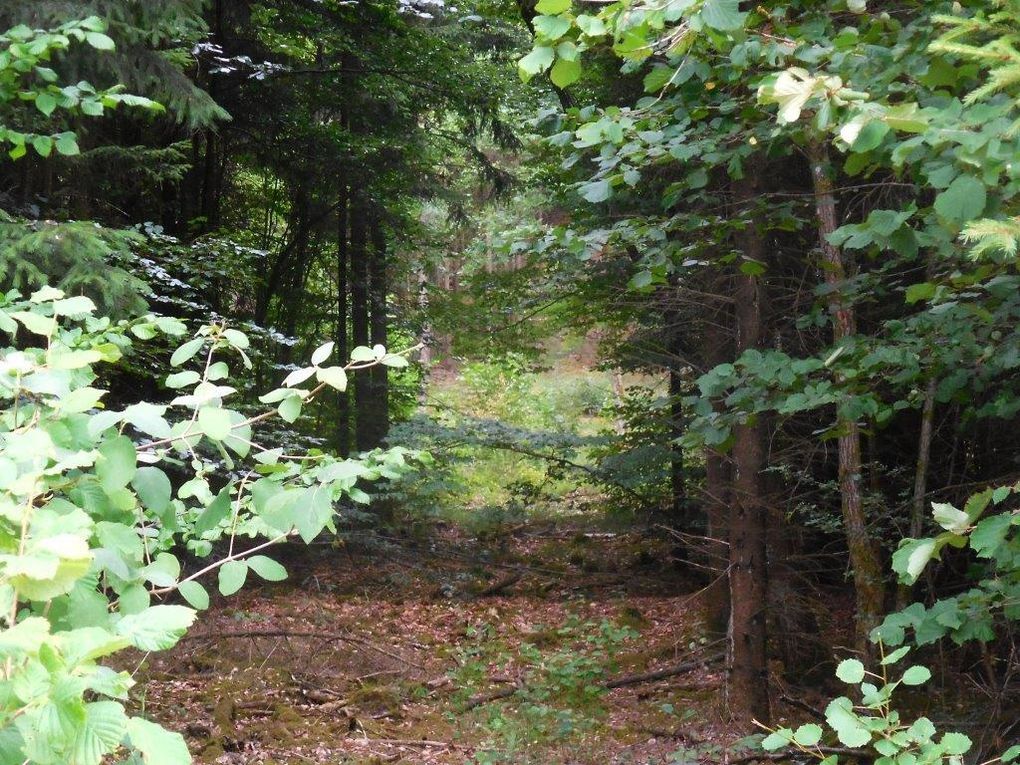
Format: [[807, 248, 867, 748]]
[[476, 572, 522, 596]]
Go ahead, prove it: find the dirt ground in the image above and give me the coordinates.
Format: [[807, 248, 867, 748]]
[[136, 525, 753, 764]]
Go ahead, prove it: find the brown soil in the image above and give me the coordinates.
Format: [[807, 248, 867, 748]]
[[137, 527, 754, 764]]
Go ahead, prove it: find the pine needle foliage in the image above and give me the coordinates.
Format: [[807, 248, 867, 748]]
[[0, 214, 148, 316]]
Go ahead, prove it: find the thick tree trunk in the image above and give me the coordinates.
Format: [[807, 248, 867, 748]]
[[808, 140, 885, 650], [368, 215, 390, 447], [727, 172, 770, 724], [335, 188, 351, 457], [350, 195, 371, 452]]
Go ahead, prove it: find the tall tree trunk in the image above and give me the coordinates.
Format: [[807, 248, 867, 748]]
[[808, 140, 885, 650], [703, 307, 731, 638], [335, 188, 351, 457], [666, 278, 688, 526], [368, 215, 390, 447], [727, 172, 771, 724], [351, 194, 371, 452]]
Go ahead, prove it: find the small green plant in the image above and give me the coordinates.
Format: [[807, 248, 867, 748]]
[[452, 615, 637, 763], [760, 646, 974, 765]]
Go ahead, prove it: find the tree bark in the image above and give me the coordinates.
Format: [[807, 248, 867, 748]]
[[335, 188, 351, 457], [807, 140, 885, 650], [702, 309, 731, 637], [368, 214, 390, 447], [350, 194, 371, 452], [727, 172, 771, 724]]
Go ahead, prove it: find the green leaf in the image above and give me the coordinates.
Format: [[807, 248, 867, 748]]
[[933, 175, 986, 223], [535, 0, 570, 13], [35, 92, 57, 116], [218, 560, 248, 596], [904, 282, 935, 304], [701, 0, 744, 30], [880, 646, 910, 665], [85, 32, 115, 50], [793, 724, 822, 747], [116, 605, 196, 651], [550, 58, 582, 88], [852, 120, 890, 152], [97, 436, 137, 491], [165, 371, 200, 389], [127, 717, 192, 765], [311, 341, 334, 366], [1002, 745, 1020, 762], [835, 658, 865, 683], [940, 732, 972, 756], [54, 133, 79, 156], [74, 701, 128, 765], [283, 366, 316, 387], [534, 15, 571, 41], [579, 179, 611, 203], [900, 665, 931, 686], [761, 730, 793, 751], [971, 513, 1011, 558], [178, 581, 209, 610], [932, 502, 969, 534], [194, 487, 232, 536], [891, 538, 937, 584], [133, 467, 172, 515], [170, 338, 204, 367], [278, 395, 302, 423], [198, 407, 233, 441], [350, 346, 376, 362], [519, 46, 555, 80], [246, 555, 287, 582], [223, 328, 249, 349], [32, 135, 53, 157]]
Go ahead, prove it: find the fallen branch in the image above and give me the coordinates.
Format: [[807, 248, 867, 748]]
[[476, 572, 522, 596], [725, 746, 864, 764], [603, 652, 724, 689], [464, 652, 724, 710]]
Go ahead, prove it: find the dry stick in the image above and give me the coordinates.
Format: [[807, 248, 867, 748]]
[[345, 737, 461, 749], [726, 747, 864, 764], [181, 629, 425, 670], [476, 572, 522, 596], [464, 652, 725, 710]]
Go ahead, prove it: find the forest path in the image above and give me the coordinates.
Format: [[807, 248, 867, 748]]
[[139, 525, 739, 764]]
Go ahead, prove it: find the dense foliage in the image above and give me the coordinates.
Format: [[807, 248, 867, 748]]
[[3, 0, 1020, 763]]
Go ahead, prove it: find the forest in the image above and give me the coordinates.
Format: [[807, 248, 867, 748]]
[[0, 0, 1019, 763]]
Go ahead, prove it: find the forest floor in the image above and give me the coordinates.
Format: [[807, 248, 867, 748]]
[[139, 524, 754, 764], [136, 337, 800, 764]]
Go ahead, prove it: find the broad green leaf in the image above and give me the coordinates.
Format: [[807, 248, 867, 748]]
[[218, 560, 248, 596], [73, 701, 127, 765], [85, 31, 115, 50], [579, 179, 611, 203], [835, 658, 865, 683], [905, 282, 935, 304], [940, 732, 972, 756], [170, 338, 204, 367], [116, 605, 196, 651], [126, 717, 192, 765], [971, 513, 1011, 558], [278, 395, 302, 423], [700, 0, 744, 31], [198, 407, 233, 441], [283, 366, 316, 387], [535, 0, 570, 13], [165, 371, 200, 389], [519, 47, 555, 80], [178, 581, 209, 610], [246, 555, 287, 582], [311, 341, 334, 366], [550, 58, 582, 88], [534, 15, 571, 41], [933, 175, 986, 223], [761, 730, 793, 751], [223, 328, 249, 349], [932, 502, 969, 534], [193, 487, 232, 536], [900, 665, 931, 686], [793, 724, 823, 747], [97, 436, 137, 491]]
